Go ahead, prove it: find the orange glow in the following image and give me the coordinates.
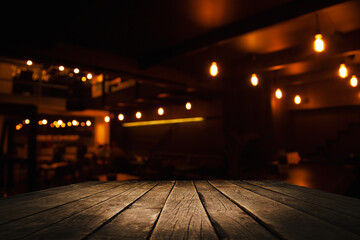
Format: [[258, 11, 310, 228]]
[[86, 120, 91, 126], [158, 107, 164, 116], [275, 88, 283, 99], [16, 124, 22, 130], [339, 64, 348, 78], [67, 121, 72, 127], [123, 117, 205, 127], [24, 119, 30, 124], [104, 116, 110, 123], [57, 120, 63, 125], [81, 76, 87, 82], [350, 75, 358, 87], [209, 62, 218, 77], [38, 120, 43, 125], [61, 123, 66, 128], [294, 95, 301, 104], [87, 73, 93, 80], [42, 119, 47, 125], [74, 68, 80, 74], [81, 122, 85, 127], [251, 73, 259, 86], [314, 34, 325, 52], [72, 120, 79, 126], [59, 66, 65, 71], [136, 111, 142, 119], [186, 102, 192, 110], [26, 60, 33, 66], [118, 114, 124, 121]]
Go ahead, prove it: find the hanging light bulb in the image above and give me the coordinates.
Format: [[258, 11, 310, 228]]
[[350, 75, 358, 87], [26, 60, 33, 66], [136, 111, 142, 119], [158, 107, 164, 116], [118, 114, 124, 121], [59, 66, 65, 71], [185, 102, 192, 110], [314, 34, 325, 52], [294, 95, 302, 104], [275, 88, 283, 99], [339, 63, 348, 78], [209, 62, 218, 77], [104, 116, 110, 122], [251, 73, 259, 86]]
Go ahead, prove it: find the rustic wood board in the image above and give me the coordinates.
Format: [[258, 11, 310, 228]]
[[1, 180, 359, 240]]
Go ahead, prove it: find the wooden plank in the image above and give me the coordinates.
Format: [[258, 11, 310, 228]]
[[0, 181, 103, 203], [247, 180, 360, 219], [87, 181, 175, 240], [0, 181, 123, 224], [209, 180, 359, 240], [149, 181, 218, 240], [233, 180, 360, 236], [0, 181, 146, 240], [194, 181, 278, 240], [22, 181, 158, 240]]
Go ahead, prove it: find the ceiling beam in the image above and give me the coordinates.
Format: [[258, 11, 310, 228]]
[[139, 0, 348, 69]]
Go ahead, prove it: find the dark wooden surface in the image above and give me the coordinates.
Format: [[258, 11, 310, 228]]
[[0, 180, 359, 240]]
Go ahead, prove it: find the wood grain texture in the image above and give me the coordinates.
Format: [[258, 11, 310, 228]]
[[247, 180, 360, 219], [234, 180, 360, 236], [88, 181, 175, 240], [210, 180, 360, 240], [194, 180, 278, 240], [0, 181, 121, 225], [22, 181, 158, 240], [0, 181, 143, 240], [150, 181, 218, 240]]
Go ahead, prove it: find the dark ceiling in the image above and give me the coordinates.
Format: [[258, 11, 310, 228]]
[[1, 0, 360, 108]]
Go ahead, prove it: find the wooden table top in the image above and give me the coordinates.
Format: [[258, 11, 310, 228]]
[[0, 180, 360, 240]]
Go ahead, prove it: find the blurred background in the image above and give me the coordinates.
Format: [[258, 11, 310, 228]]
[[0, 0, 360, 198]]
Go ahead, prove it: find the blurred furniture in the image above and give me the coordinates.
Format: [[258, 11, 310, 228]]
[[1, 180, 359, 239]]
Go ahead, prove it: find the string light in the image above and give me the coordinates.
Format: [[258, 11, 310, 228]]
[[339, 63, 348, 78], [275, 88, 283, 99], [74, 68, 80, 74], [26, 60, 33, 66], [57, 120, 63, 125], [86, 73, 93, 80], [314, 34, 325, 52], [186, 102, 192, 110], [350, 75, 358, 87], [294, 95, 302, 104], [136, 111, 142, 119], [86, 120, 91, 126], [209, 62, 218, 77], [118, 114, 124, 121], [158, 107, 164, 116], [104, 116, 110, 122], [24, 119, 30, 124], [251, 73, 259, 86], [59, 66, 65, 71], [42, 119, 47, 125], [81, 76, 87, 82], [67, 121, 72, 127], [72, 120, 79, 126]]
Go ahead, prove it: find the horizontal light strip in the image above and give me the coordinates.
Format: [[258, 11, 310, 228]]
[[122, 117, 205, 127]]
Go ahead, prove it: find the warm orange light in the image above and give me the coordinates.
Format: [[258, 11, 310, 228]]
[[16, 124, 22, 130], [42, 119, 47, 125], [339, 64, 348, 78], [314, 34, 325, 52], [26, 60, 33, 66], [61, 123, 66, 128], [350, 75, 358, 87], [72, 120, 79, 126], [118, 114, 124, 121], [104, 116, 110, 122], [136, 111, 142, 119], [81, 76, 87, 82], [86, 73, 93, 80], [57, 120, 63, 125], [67, 121, 72, 127], [158, 107, 164, 116], [81, 122, 85, 127], [275, 88, 283, 99], [294, 95, 301, 104], [38, 120, 43, 125], [24, 119, 30, 124], [186, 102, 192, 110], [251, 73, 259, 86], [74, 68, 80, 74], [59, 66, 65, 71], [86, 120, 91, 126], [209, 62, 218, 77]]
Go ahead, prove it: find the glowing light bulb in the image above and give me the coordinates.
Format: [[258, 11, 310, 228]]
[[26, 60, 33, 66], [24, 119, 30, 124], [294, 95, 301, 104], [59, 66, 65, 71], [67, 121, 72, 127], [314, 34, 325, 52], [118, 114, 124, 121], [81, 76, 87, 82], [42, 119, 47, 125], [86, 120, 91, 126], [275, 88, 283, 99], [186, 102, 192, 110], [86, 73, 92, 79], [81, 122, 85, 127], [209, 62, 218, 77], [136, 111, 142, 119], [104, 116, 110, 122], [350, 75, 358, 87], [57, 120, 63, 125], [158, 107, 164, 116], [74, 68, 80, 74], [251, 73, 259, 86], [72, 120, 79, 126], [339, 64, 348, 78]]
